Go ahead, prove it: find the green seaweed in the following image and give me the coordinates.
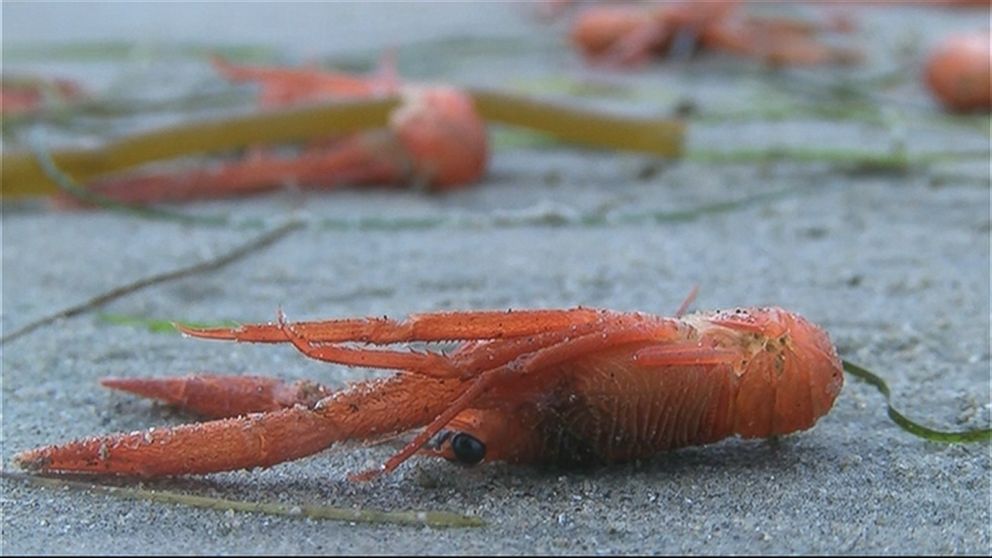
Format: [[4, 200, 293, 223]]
[[29, 137, 230, 226], [508, 76, 644, 101], [97, 314, 240, 334], [0, 471, 484, 528], [1, 91, 254, 132], [509, 74, 989, 135], [685, 147, 988, 173], [26, 123, 788, 234], [1, 221, 302, 345], [489, 126, 566, 150], [687, 147, 909, 167], [842, 360, 991, 444], [469, 88, 685, 157], [4, 90, 685, 198], [3, 41, 277, 63], [3, 97, 400, 197], [313, 187, 799, 232]]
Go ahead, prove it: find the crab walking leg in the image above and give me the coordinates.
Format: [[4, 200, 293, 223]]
[[448, 313, 668, 376], [15, 374, 468, 477], [599, 19, 671, 66], [211, 54, 398, 106], [275, 312, 667, 379], [277, 321, 460, 378], [702, 22, 860, 66], [64, 138, 404, 207], [352, 318, 683, 481], [101, 375, 332, 419], [179, 308, 609, 345], [212, 56, 385, 100]]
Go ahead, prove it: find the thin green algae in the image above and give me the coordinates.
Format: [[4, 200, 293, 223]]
[[0, 471, 485, 528], [843, 360, 991, 444]]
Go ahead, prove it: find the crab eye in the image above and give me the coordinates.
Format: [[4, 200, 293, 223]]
[[450, 433, 486, 465]]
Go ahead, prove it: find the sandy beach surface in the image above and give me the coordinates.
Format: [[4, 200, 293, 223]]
[[2, 2, 989, 554]]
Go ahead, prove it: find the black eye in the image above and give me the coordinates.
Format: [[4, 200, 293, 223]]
[[450, 433, 486, 465]]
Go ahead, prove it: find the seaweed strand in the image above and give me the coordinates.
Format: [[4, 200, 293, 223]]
[[0, 220, 303, 345], [842, 360, 991, 443], [0, 471, 484, 528]]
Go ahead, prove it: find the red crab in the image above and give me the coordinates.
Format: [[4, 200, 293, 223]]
[[55, 55, 487, 207], [924, 31, 991, 112], [14, 300, 842, 482], [570, 1, 860, 68], [1, 76, 84, 116]]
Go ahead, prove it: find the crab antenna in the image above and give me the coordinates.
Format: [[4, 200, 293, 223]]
[[674, 284, 699, 318]]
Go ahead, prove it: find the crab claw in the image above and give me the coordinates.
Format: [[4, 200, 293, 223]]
[[13, 407, 341, 477]]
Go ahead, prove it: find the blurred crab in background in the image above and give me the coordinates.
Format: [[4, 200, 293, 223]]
[[568, 0, 861, 68], [924, 31, 991, 112], [1, 76, 84, 116], [55, 53, 488, 207]]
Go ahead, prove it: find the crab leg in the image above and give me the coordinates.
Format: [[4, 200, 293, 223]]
[[277, 322, 461, 378], [702, 21, 860, 66], [107, 308, 586, 416], [59, 136, 405, 207], [409, 294, 691, 379], [211, 54, 398, 107], [100, 375, 331, 419], [447, 312, 673, 376], [14, 373, 467, 477], [179, 308, 609, 345], [599, 19, 671, 66], [212, 57, 383, 101], [178, 308, 618, 379]]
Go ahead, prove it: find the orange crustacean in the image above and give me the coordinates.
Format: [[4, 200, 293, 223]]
[[570, 0, 860, 68], [14, 301, 843, 482], [1, 76, 84, 116], [924, 31, 992, 112], [54, 55, 488, 207]]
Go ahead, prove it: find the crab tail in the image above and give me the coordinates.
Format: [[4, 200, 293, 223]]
[[13, 407, 341, 477], [100, 375, 331, 419]]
